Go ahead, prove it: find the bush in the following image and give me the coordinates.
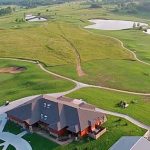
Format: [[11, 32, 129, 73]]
[[15, 18, 25, 23], [74, 147, 79, 150], [0, 6, 13, 16], [115, 118, 122, 122], [131, 100, 138, 104], [124, 123, 128, 126], [90, 3, 102, 8]]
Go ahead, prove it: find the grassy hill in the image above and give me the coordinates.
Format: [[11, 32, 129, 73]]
[[0, 59, 75, 105], [0, 1, 150, 150], [0, 2, 150, 92], [0, 22, 131, 65]]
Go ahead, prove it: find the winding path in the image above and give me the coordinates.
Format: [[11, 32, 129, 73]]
[[37, 63, 150, 96], [80, 26, 150, 66], [0, 132, 32, 150], [1, 25, 150, 96], [0, 57, 150, 96], [0, 113, 32, 150], [96, 108, 150, 130], [0, 27, 150, 136]]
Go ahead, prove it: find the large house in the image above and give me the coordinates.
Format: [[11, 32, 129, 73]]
[[6, 95, 107, 140]]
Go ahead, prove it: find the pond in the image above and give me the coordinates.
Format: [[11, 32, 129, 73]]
[[85, 19, 148, 30]]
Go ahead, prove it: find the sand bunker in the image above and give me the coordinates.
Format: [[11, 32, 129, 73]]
[[0, 66, 26, 74]]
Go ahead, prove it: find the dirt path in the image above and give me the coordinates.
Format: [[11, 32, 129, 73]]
[[57, 23, 85, 77], [0, 58, 150, 133], [0, 27, 150, 134], [61, 35, 86, 77], [0, 57, 150, 96], [0, 27, 150, 95]]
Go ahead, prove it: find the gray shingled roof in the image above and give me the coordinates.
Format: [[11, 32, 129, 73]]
[[109, 136, 150, 150], [7, 95, 106, 133]]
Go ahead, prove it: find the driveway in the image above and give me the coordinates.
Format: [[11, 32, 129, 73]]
[[0, 132, 32, 150], [0, 113, 7, 132], [0, 113, 32, 150]]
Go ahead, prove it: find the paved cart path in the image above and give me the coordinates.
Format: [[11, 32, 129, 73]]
[[1, 57, 150, 96], [0, 132, 32, 150]]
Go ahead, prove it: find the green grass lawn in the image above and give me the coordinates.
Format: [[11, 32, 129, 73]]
[[0, 145, 15, 150], [3, 116, 146, 150], [68, 87, 150, 125], [0, 2, 150, 93], [0, 59, 75, 106], [0, 2, 149, 150], [0, 21, 131, 66], [49, 59, 150, 93], [90, 29, 150, 64]]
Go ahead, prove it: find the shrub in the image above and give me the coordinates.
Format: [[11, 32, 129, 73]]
[[90, 3, 102, 8], [131, 100, 138, 104]]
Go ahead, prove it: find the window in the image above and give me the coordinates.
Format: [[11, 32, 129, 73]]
[[47, 104, 51, 108], [41, 114, 43, 119], [44, 115, 48, 120], [43, 103, 46, 108]]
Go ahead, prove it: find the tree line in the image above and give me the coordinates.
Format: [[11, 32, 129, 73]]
[[137, 1, 150, 12], [102, 0, 150, 13], [0, 6, 14, 16], [0, 0, 79, 8]]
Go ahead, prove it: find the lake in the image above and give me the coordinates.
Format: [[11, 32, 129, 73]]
[[85, 19, 148, 30]]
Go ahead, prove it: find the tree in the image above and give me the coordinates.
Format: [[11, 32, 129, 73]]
[[137, 2, 150, 12], [133, 22, 136, 28], [0, 0, 79, 8], [0, 6, 13, 16], [137, 22, 140, 27], [37, 12, 41, 19], [144, 28, 148, 32], [90, 3, 102, 8], [37, 12, 41, 16], [15, 18, 25, 23]]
